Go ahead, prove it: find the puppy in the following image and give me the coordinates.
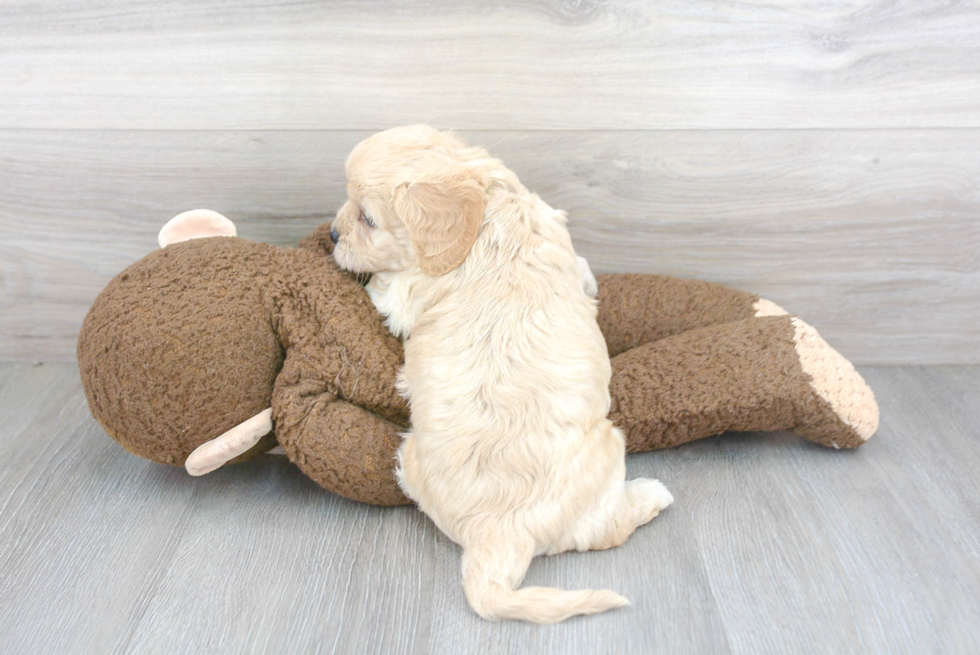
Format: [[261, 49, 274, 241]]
[[331, 126, 672, 624]]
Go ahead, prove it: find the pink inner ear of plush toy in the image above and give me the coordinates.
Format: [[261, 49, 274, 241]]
[[158, 209, 237, 248]]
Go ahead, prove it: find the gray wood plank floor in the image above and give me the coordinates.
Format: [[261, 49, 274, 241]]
[[1, 363, 978, 654]]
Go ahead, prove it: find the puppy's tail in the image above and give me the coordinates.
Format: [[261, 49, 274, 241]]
[[461, 542, 629, 624]]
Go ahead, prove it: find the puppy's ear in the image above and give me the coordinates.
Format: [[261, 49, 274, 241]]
[[393, 167, 486, 276]]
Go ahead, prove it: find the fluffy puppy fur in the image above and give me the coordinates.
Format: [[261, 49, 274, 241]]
[[332, 125, 673, 624]]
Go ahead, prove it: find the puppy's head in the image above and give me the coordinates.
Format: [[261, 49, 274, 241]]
[[331, 125, 488, 276]]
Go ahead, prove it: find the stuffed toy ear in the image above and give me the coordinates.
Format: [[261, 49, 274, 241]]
[[393, 165, 486, 276], [158, 209, 237, 248]]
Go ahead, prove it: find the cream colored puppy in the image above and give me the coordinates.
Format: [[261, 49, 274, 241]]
[[331, 125, 673, 624]]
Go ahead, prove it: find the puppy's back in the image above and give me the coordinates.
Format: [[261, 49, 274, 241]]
[[399, 192, 614, 513]]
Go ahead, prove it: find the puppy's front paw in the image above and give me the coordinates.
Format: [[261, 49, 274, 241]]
[[577, 256, 598, 298]]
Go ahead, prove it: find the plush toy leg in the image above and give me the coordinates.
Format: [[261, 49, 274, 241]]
[[185, 408, 273, 476], [596, 274, 787, 356], [158, 209, 237, 248], [608, 315, 878, 452]]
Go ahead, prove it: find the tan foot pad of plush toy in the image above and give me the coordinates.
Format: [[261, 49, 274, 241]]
[[78, 212, 880, 506], [791, 318, 879, 447]]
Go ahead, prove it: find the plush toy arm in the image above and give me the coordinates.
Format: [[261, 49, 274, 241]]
[[271, 348, 409, 505], [608, 315, 878, 452], [326, 324, 410, 426], [277, 398, 409, 506], [596, 274, 786, 357], [278, 248, 410, 426]]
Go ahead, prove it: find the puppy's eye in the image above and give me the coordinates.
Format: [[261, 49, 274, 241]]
[[359, 212, 376, 228]]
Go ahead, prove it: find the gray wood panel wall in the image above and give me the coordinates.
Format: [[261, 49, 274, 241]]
[[1, 1, 978, 364]]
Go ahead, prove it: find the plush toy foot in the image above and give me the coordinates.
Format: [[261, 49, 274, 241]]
[[185, 408, 273, 476], [750, 298, 877, 447], [791, 318, 879, 449], [158, 209, 237, 248], [751, 297, 878, 447]]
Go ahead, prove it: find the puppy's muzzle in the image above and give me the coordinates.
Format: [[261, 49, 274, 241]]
[[329, 226, 340, 244]]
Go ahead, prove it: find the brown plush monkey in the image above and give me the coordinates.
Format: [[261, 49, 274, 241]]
[[77, 211, 879, 506]]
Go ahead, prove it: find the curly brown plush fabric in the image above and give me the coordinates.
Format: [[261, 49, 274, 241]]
[[79, 222, 878, 506], [79, 223, 408, 504], [78, 239, 285, 464], [596, 273, 760, 357]]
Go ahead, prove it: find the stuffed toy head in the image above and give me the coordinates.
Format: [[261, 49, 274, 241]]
[[78, 211, 878, 506], [78, 210, 410, 504]]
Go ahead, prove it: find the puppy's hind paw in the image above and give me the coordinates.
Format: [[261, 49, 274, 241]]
[[626, 478, 673, 525]]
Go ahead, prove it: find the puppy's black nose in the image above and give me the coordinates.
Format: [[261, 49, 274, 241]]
[[329, 226, 340, 244]]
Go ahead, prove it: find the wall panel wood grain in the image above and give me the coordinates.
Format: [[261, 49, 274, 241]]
[[2, 129, 976, 363], [2, 0, 979, 130]]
